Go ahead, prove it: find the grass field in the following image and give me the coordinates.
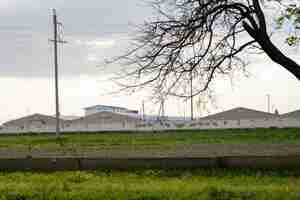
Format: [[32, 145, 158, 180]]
[[0, 128, 299, 148], [1, 130, 299, 199], [0, 168, 299, 200]]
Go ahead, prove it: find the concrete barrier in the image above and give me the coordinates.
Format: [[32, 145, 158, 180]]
[[0, 158, 80, 171], [79, 157, 218, 170], [1, 156, 300, 171], [219, 155, 300, 169]]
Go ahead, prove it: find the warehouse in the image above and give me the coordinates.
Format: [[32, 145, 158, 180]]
[[1, 106, 300, 134], [1, 113, 65, 133], [189, 107, 300, 129], [189, 107, 279, 129], [65, 111, 143, 132], [281, 110, 300, 119]]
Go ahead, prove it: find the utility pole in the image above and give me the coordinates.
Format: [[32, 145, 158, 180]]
[[53, 9, 60, 138], [142, 100, 145, 121], [157, 98, 165, 121], [161, 99, 165, 120], [183, 101, 186, 121], [190, 70, 194, 121], [50, 9, 67, 138]]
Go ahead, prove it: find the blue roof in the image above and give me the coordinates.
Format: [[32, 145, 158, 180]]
[[83, 104, 128, 110]]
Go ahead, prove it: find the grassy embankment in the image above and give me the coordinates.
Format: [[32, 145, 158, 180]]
[[0, 130, 300, 199], [0, 168, 299, 200], [0, 128, 299, 148]]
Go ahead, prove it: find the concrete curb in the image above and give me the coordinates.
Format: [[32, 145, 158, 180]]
[[1, 155, 300, 171]]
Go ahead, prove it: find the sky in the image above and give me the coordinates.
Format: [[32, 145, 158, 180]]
[[0, 0, 300, 123]]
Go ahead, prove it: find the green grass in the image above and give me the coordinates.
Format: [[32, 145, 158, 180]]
[[0, 168, 299, 199], [0, 128, 299, 148]]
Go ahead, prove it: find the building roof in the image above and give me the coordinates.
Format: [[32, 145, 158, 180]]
[[70, 111, 142, 123], [281, 109, 300, 119], [54, 115, 81, 120], [2, 113, 65, 127], [200, 107, 278, 121], [83, 104, 128, 110]]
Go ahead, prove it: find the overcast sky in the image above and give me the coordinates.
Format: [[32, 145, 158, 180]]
[[0, 0, 300, 123]]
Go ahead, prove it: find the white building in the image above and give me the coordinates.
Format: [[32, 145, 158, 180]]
[[65, 111, 143, 132], [1, 113, 65, 133], [1, 107, 299, 134], [83, 105, 138, 116], [188, 107, 300, 129], [281, 110, 300, 119]]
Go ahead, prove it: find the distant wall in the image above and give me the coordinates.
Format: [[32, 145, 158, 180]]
[[0, 117, 299, 134], [188, 117, 300, 129], [0, 120, 143, 134]]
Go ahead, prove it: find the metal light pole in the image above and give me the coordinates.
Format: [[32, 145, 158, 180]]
[[267, 94, 270, 113]]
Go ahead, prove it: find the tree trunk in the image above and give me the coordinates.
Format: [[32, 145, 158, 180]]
[[257, 34, 300, 81]]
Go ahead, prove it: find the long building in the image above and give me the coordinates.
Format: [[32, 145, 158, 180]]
[[1, 112, 144, 133], [1, 106, 300, 134], [189, 107, 300, 129], [64, 111, 143, 132], [199, 107, 278, 120], [281, 109, 300, 119], [1, 113, 65, 133]]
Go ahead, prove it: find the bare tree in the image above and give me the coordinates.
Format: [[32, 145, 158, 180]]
[[112, 0, 300, 101]]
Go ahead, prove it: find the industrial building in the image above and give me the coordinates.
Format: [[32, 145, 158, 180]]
[[83, 105, 138, 116], [199, 107, 278, 120], [1, 114, 65, 133], [281, 110, 300, 119], [1, 109, 143, 133], [64, 111, 143, 132], [0, 106, 300, 134], [189, 107, 300, 129]]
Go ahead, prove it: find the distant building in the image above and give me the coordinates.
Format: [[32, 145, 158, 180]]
[[200, 107, 278, 121], [2, 113, 65, 133], [281, 109, 300, 119], [141, 115, 190, 124], [189, 107, 281, 129], [83, 105, 138, 116], [66, 111, 142, 131], [53, 115, 80, 120], [1, 106, 300, 134]]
